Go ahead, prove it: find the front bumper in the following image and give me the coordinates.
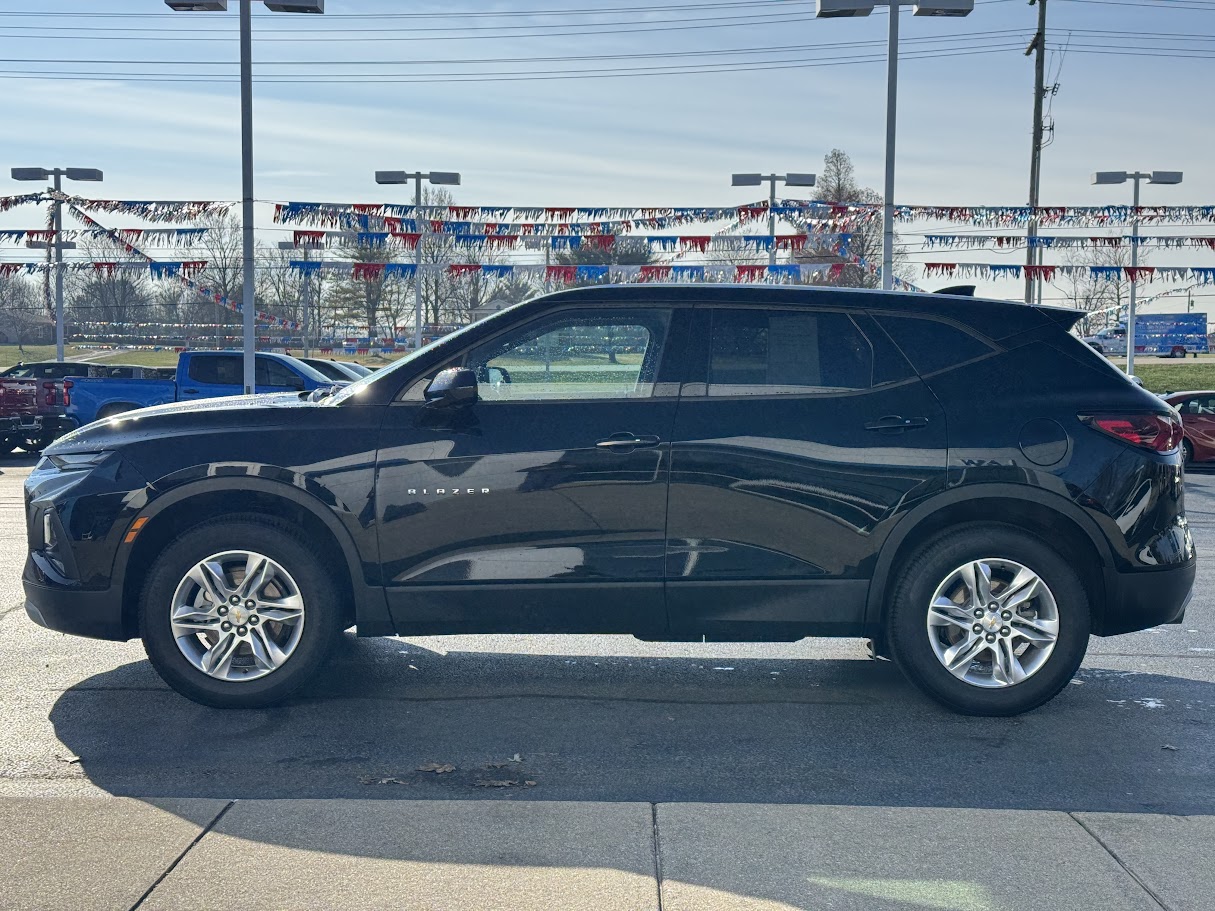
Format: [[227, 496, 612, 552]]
[[24, 566, 128, 641], [1098, 558, 1195, 636]]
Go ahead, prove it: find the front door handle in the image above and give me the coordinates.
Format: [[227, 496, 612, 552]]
[[182, 388, 200, 395], [865, 415, 930, 433], [596, 433, 661, 451]]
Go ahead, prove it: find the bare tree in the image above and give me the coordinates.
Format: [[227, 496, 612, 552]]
[[783, 148, 911, 289], [1051, 243, 1145, 337], [0, 275, 49, 349]]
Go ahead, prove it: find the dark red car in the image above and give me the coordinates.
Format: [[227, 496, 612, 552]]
[[1162, 391, 1215, 463]]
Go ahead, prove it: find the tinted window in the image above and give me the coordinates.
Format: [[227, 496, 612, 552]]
[[188, 355, 242, 386], [876, 315, 995, 375], [1182, 397, 1215, 415], [707, 309, 885, 396], [257, 358, 301, 388], [463, 308, 671, 401]]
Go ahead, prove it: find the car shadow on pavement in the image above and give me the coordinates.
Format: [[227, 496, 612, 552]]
[[49, 634, 1215, 814]]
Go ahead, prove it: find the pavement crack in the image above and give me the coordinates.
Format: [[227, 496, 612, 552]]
[[1068, 813, 1170, 911], [128, 800, 235, 911], [651, 803, 664, 911]]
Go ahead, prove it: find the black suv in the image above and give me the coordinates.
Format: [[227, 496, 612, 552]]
[[23, 286, 1195, 715]]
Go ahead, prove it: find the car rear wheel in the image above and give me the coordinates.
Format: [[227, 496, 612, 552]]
[[886, 524, 1090, 716], [140, 515, 342, 708]]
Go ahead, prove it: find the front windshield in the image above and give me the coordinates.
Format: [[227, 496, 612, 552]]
[[325, 316, 502, 405]]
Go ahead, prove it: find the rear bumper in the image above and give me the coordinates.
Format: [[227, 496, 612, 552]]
[[1097, 558, 1195, 636], [23, 563, 128, 642], [0, 415, 42, 434]]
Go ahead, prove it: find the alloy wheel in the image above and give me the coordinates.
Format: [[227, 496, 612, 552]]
[[169, 550, 306, 682], [925, 558, 1059, 688]]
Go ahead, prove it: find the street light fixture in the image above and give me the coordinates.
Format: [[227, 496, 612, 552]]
[[375, 170, 462, 350], [731, 172, 817, 267], [10, 166, 104, 360], [1091, 169, 1184, 377], [165, 0, 326, 394], [815, 0, 974, 290]]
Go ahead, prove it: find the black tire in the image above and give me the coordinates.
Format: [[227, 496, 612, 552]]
[[140, 515, 342, 708], [24, 432, 57, 453], [0, 435, 19, 456], [885, 524, 1090, 716]]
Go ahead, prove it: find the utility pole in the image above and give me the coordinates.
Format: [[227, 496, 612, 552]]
[[1025, 0, 1047, 305]]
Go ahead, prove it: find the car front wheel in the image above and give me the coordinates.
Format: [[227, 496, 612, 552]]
[[886, 525, 1090, 716], [140, 515, 342, 708]]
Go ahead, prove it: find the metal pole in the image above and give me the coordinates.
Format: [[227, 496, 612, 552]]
[[52, 170, 64, 361], [239, 0, 256, 394], [1025, 0, 1047, 305], [1126, 175, 1140, 377], [414, 175, 423, 350], [301, 246, 311, 357], [768, 175, 777, 269], [882, 5, 899, 292]]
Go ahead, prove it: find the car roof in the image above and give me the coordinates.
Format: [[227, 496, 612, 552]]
[[527, 284, 1083, 341]]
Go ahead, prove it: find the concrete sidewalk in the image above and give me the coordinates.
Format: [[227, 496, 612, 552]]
[[1, 798, 1210, 911]]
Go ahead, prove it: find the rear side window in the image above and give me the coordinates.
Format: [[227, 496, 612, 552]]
[[188, 355, 241, 386], [875, 315, 995, 375], [257, 358, 300, 388], [707, 309, 906, 396]]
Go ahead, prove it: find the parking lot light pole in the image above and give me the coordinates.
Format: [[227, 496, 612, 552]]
[[10, 167, 104, 361], [165, 0, 325, 393], [374, 170, 461, 350], [815, 0, 974, 290], [732, 173, 816, 267], [1091, 170, 1183, 377]]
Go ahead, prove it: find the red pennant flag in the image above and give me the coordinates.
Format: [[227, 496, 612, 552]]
[[384, 217, 401, 233], [1124, 266, 1155, 283], [586, 235, 617, 251], [448, 264, 481, 276], [294, 230, 325, 247], [925, 263, 958, 277], [354, 263, 386, 281], [390, 232, 421, 249], [735, 265, 766, 282], [546, 265, 577, 284], [1024, 265, 1056, 282], [92, 262, 118, 276], [352, 204, 380, 215], [680, 236, 711, 252], [0, 263, 22, 277], [180, 261, 207, 277], [485, 235, 515, 248], [737, 206, 766, 222], [776, 235, 808, 251], [545, 207, 575, 220], [450, 206, 477, 220], [639, 265, 671, 282]]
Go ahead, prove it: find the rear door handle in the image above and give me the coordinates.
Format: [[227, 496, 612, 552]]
[[596, 433, 661, 451], [865, 415, 929, 433], [182, 388, 200, 395]]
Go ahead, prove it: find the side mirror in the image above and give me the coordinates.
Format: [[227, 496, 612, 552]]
[[424, 367, 478, 407]]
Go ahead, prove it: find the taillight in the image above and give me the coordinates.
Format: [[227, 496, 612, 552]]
[[43, 382, 57, 407], [62, 380, 72, 407], [1082, 412, 1183, 453]]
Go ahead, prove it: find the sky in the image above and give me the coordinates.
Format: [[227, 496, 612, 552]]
[[1, 0, 1213, 310]]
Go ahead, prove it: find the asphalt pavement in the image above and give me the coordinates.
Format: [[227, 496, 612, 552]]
[[1, 454, 1213, 910]]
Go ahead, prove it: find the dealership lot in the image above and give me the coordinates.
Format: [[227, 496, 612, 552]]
[[1, 456, 1213, 909]]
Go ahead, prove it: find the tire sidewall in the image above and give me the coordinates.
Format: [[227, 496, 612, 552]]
[[140, 517, 339, 708], [887, 525, 1090, 716]]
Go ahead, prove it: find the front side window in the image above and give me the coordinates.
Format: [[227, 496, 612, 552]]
[[707, 309, 878, 396], [462, 308, 671, 401]]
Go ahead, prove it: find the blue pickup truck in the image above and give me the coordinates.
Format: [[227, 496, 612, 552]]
[[63, 350, 336, 428]]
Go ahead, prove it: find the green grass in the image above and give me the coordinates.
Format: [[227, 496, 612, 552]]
[[0, 344, 95, 371], [1133, 363, 1215, 395]]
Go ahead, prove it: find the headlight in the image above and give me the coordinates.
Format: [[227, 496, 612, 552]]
[[45, 451, 113, 471]]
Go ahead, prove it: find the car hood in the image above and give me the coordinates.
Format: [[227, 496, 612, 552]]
[[48, 392, 324, 454]]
